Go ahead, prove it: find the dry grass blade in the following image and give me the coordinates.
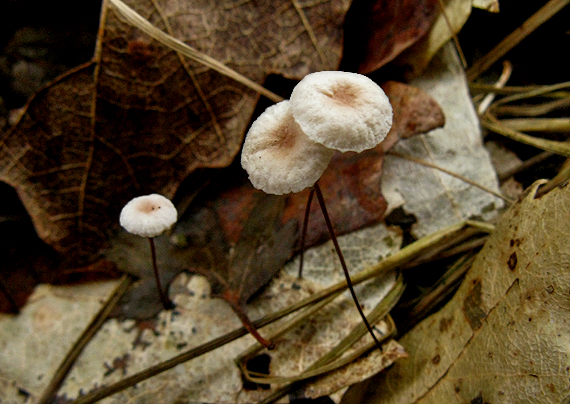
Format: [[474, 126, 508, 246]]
[[493, 97, 570, 117], [466, 0, 570, 81], [489, 81, 570, 109], [476, 60, 512, 115], [535, 159, 570, 197], [501, 118, 570, 133], [436, 0, 467, 68], [255, 316, 399, 404], [482, 113, 570, 158], [398, 253, 477, 334], [107, 0, 283, 103]]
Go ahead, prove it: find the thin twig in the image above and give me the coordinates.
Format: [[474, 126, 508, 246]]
[[498, 151, 553, 182], [291, 0, 327, 63]]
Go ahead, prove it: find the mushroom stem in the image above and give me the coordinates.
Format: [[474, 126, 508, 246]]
[[0, 276, 19, 313], [297, 187, 315, 279], [222, 291, 275, 350], [148, 237, 173, 310], [313, 182, 383, 350]]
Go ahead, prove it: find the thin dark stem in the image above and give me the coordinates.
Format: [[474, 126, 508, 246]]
[[298, 187, 315, 279], [148, 237, 173, 310], [313, 182, 382, 350], [0, 276, 19, 313], [224, 293, 274, 350]]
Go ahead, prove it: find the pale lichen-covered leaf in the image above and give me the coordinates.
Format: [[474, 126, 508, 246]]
[[382, 42, 503, 238], [0, 281, 120, 400], [347, 180, 570, 403]]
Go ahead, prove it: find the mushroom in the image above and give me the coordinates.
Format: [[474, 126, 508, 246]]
[[241, 100, 334, 195], [289, 71, 393, 153], [241, 71, 394, 351], [120, 193, 177, 310]]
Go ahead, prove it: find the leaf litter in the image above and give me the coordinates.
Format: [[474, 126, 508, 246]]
[[0, 0, 518, 402]]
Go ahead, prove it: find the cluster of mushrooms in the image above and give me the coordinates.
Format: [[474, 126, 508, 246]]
[[119, 71, 394, 349]]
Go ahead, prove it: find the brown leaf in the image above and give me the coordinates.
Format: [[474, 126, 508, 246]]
[[341, 0, 439, 74], [346, 180, 570, 403], [0, 0, 350, 263]]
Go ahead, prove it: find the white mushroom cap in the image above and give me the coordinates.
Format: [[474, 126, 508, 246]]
[[120, 194, 177, 238], [289, 71, 393, 153], [241, 100, 334, 195]]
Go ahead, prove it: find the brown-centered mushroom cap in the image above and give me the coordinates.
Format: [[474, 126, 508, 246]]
[[120, 194, 177, 238], [241, 100, 334, 195], [289, 71, 393, 153]]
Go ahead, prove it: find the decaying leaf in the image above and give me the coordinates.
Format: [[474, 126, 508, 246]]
[[345, 180, 570, 403], [0, 0, 350, 263], [342, 0, 439, 74]]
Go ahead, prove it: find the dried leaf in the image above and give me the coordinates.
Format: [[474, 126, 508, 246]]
[[0, 0, 350, 263], [347, 180, 570, 403], [342, 0, 439, 74]]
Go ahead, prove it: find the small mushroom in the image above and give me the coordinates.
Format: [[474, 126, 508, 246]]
[[120, 194, 177, 310], [241, 71, 394, 351], [241, 100, 334, 195], [120, 194, 177, 238], [289, 71, 393, 153]]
